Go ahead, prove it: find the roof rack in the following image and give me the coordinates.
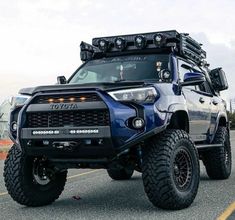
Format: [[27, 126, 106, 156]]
[[80, 30, 207, 65]]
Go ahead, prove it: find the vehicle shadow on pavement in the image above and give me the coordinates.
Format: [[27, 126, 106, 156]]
[[16, 167, 234, 220], [24, 172, 200, 214]]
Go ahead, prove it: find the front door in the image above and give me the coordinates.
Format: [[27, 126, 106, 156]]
[[178, 59, 211, 141]]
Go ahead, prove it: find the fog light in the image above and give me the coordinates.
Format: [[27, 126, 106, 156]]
[[132, 118, 145, 129], [11, 122, 17, 131]]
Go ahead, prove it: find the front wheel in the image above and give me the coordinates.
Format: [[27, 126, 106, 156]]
[[4, 144, 67, 207], [142, 129, 200, 210]]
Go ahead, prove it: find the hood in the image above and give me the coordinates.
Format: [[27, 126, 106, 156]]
[[19, 81, 148, 96]]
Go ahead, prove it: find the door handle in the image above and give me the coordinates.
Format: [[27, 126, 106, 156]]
[[212, 100, 218, 105], [199, 97, 205, 103]]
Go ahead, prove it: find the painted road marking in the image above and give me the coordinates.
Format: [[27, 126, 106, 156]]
[[67, 170, 100, 179], [0, 192, 8, 196], [0, 170, 100, 197], [218, 202, 235, 220]]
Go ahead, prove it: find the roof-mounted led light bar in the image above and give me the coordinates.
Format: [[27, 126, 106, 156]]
[[80, 30, 207, 65]]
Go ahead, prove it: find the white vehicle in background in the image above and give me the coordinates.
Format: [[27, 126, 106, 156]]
[[0, 96, 28, 139]]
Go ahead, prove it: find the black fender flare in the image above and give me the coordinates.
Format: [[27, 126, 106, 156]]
[[157, 103, 189, 126], [211, 112, 229, 142]]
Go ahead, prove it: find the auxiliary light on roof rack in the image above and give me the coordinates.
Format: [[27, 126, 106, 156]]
[[114, 37, 126, 51], [80, 30, 207, 66], [98, 39, 109, 52], [134, 35, 146, 49]]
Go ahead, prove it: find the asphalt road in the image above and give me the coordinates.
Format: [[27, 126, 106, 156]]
[[0, 132, 235, 220]]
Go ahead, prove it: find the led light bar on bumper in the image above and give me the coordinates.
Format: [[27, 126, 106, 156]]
[[108, 87, 157, 103]]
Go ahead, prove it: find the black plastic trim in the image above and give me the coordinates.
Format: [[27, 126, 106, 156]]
[[117, 124, 167, 154], [196, 143, 223, 150], [26, 101, 107, 112]]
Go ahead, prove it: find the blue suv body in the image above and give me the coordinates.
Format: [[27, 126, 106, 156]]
[[4, 30, 231, 210]]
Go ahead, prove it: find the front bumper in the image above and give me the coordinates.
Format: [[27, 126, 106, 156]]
[[12, 89, 167, 158]]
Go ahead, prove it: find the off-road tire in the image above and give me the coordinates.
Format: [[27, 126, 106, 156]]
[[142, 129, 200, 210], [202, 126, 231, 180], [4, 144, 67, 207], [107, 167, 134, 180]]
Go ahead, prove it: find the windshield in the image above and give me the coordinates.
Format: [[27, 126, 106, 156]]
[[69, 54, 171, 84]]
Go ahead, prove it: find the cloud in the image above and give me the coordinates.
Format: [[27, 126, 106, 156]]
[[0, 0, 235, 104], [192, 33, 235, 100]]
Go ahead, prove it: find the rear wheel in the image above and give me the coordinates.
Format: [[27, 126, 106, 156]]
[[202, 126, 231, 179], [142, 129, 200, 210], [107, 166, 134, 180], [4, 144, 67, 207]]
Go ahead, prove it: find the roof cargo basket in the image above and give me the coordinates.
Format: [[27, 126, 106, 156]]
[[80, 30, 207, 65], [180, 34, 206, 64]]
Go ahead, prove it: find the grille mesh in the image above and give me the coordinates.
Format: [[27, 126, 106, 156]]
[[27, 110, 110, 128]]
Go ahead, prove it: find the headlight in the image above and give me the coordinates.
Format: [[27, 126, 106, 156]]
[[108, 87, 157, 103], [12, 95, 31, 107]]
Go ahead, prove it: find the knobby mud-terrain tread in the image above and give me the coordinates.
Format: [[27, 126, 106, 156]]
[[202, 126, 231, 180], [4, 145, 67, 207], [142, 129, 200, 210]]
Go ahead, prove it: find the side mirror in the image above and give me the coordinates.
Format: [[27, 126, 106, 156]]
[[57, 76, 67, 84], [181, 72, 205, 86]]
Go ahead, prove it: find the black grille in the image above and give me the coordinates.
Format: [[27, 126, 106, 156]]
[[33, 93, 101, 104], [27, 110, 110, 128]]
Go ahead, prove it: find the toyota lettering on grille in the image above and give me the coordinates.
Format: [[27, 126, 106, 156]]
[[50, 103, 79, 110]]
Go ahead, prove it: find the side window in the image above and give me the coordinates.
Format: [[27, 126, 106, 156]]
[[195, 81, 212, 94], [178, 61, 191, 82], [195, 83, 206, 92], [190, 65, 211, 94], [178, 59, 196, 90]]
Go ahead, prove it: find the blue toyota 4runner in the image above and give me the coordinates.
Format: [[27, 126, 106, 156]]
[[4, 30, 231, 210]]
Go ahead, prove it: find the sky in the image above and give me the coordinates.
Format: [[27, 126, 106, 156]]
[[0, 0, 235, 105]]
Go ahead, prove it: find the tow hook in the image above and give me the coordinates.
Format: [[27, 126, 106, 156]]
[[52, 141, 79, 151]]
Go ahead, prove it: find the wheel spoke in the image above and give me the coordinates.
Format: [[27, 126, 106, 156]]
[[173, 148, 192, 191]]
